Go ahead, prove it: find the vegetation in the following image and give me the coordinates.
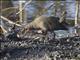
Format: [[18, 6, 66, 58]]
[[0, 0, 80, 60]]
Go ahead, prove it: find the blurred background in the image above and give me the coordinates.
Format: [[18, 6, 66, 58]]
[[0, 0, 80, 35]]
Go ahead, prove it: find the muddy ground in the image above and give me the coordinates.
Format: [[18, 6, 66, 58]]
[[0, 31, 80, 60]]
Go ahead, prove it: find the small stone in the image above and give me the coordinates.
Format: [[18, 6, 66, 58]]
[[34, 37, 40, 40], [77, 54, 80, 58], [67, 39, 70, 42], [4, 57, 8, 60], [70, 59, 76, 60], [65, 58, 69, 60], [37, 30, 42, 33], [17, 34, 20, 38]]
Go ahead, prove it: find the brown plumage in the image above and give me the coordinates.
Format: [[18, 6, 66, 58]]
[[22, 16, 68, 34]]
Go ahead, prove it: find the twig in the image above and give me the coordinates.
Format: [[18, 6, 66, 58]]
[[0, 25, 7, 33], [59, 11, 66, 23], [0, 16, 21, 27], [19, 1, 23, 23], [75, 1, 79, 34], [1, 7, 18, 12], [16, 0, 32, 15]]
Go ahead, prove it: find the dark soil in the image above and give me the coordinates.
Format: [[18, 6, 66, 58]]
[[0, 31, 80, 60]]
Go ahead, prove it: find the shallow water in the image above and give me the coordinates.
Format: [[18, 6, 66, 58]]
[[54, 27, 77, 39]]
